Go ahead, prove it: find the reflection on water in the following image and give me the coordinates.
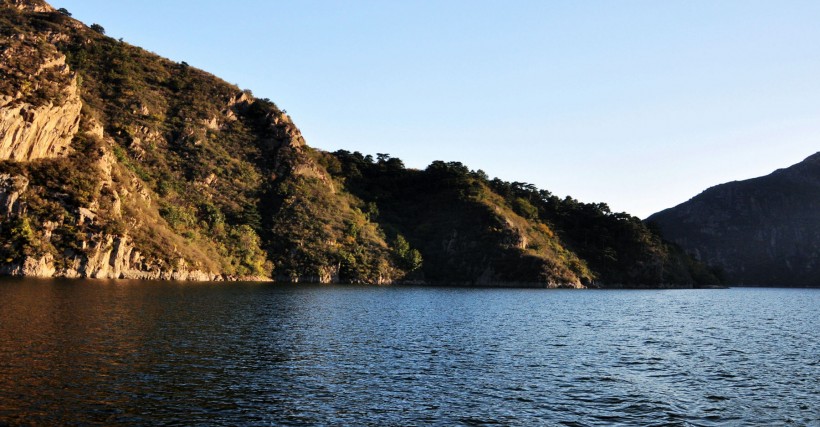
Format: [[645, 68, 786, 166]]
[[0, 279, 818, 425]]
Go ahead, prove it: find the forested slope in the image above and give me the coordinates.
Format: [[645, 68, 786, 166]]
[[0, 0, 719, 287]]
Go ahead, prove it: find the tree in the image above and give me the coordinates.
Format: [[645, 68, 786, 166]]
[[385, 157, 405, 171], [90, 23, 105, 34], [57, 7, 71, 16], [405, 248, 422, 271], [393, 234, 422, 271]]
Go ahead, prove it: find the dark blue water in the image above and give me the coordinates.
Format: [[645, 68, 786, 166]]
[[0, 279, 817, 426]]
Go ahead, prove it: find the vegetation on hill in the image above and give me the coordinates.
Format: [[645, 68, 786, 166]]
[[0, 1, 721, 286], [326, 152, 720, 287]]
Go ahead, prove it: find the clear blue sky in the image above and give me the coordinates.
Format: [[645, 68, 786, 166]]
[[51, 0, 820, 218]]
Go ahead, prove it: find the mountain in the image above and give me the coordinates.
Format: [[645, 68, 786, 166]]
[[648, 153, 820, 286], [0, 0, 719, 287]]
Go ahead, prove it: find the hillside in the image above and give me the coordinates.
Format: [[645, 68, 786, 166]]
[[648, 153, 820, 286], [0, 0, 719, 287]]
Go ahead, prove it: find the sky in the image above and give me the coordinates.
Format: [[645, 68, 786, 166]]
[[50, 0, 820, 218]]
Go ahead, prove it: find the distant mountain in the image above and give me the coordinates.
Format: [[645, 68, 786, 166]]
[[648, 153, 820, 286], [0, 0, 718, 287]]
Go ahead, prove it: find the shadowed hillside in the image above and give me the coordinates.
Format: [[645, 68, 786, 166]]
[[649, 153, 820, 286]]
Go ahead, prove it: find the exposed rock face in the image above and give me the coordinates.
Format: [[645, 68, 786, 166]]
[[60, 234, 223, 280], [280, 264, 341, 284], [0, 173, 28, 215], [7, 0, 54, 13], [0, 253, 56, 277], [648, 152, 820, 286], [0, 51, 81, 160], [1, 170, 225, 280], [0, 234, 224, 280]]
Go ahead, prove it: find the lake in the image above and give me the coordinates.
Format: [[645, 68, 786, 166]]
[[0, 279, 817, 426]]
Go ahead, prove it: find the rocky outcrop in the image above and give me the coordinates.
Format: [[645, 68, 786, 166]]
[[0, 51, 81, 160], [0, 253, 56, 277], [0, 173, 28, 215], [1, 168, 226, 280], [60, 234, 224, 280], [648, 152, 820, 286], [474, 264, 583, 288], [279, 264, 341, 284], [6, 0, 54, 13], [0, 235, 225, 280]]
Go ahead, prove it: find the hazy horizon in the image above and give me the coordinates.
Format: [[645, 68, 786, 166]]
[[50, 0, 820, 218]]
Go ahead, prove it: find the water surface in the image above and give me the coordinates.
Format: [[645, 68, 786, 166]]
[[0, 279, 818, 425]]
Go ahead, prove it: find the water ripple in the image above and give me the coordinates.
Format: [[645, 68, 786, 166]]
[[0, 280, 818, 425]]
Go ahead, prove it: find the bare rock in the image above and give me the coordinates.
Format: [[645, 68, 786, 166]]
[[7, 0, 54, 13], [0, 50, 82, 160], [0, 173, 29, 216], [227, 91, 254, 110], [0, 254, 56, 278]]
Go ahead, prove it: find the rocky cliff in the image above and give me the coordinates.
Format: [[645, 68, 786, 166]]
[[0, 1, 267, 280], [648, 152, 820, 286], [0, 0, 718, 287], [0, 35, 81, 160]]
